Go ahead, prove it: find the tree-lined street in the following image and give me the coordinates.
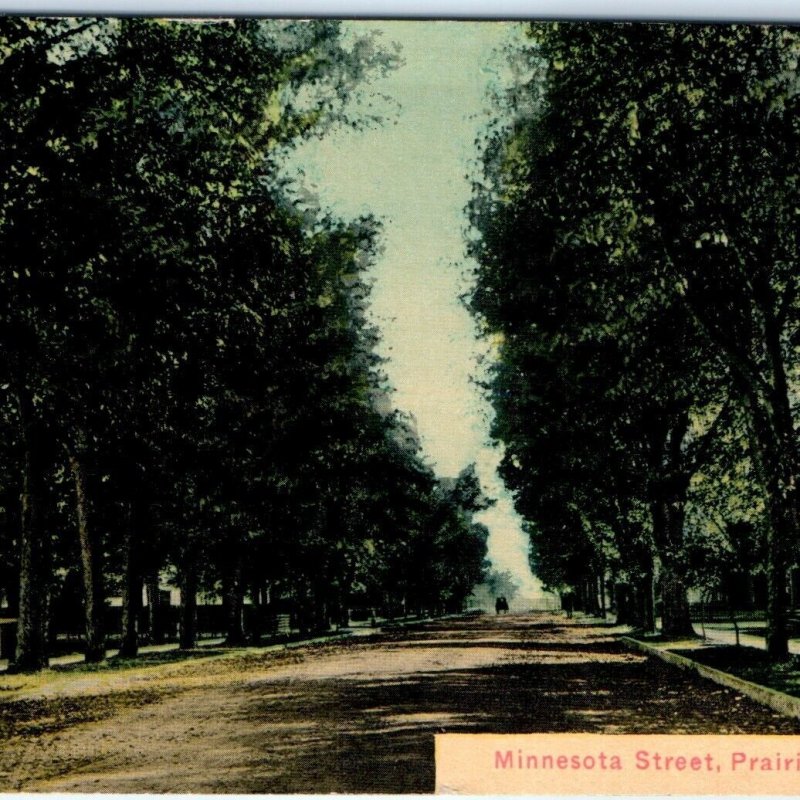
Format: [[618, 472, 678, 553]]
[[5, 17, 800, 794]]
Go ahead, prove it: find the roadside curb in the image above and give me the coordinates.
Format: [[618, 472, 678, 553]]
[[621, 635, 800, 719]]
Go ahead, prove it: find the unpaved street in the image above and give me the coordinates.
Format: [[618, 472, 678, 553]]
[[1, 613, 798, 793]]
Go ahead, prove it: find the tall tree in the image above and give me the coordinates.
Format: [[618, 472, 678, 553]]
[[0, 17, 402, 664], [470, 22, 800, 646]]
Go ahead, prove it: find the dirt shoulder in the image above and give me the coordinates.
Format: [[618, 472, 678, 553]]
[[0, 613, 798, 793]]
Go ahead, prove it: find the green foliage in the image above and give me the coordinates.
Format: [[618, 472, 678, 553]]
[[470, 22, 800, 641], [0, 18, 481, 665]]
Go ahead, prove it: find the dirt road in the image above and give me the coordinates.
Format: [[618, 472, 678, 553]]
[[1, 613, 798, 793]]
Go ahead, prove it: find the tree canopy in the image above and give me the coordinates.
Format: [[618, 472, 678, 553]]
[[470, 22, 800, 654], [0, 18, 488, 671]]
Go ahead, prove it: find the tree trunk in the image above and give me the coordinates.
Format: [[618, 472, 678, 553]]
[[598, 572, 607, 619], [583, 578, 597, 615], [645, 414, 695, 638], [614, 582, 632, 626], [145, 571, 164, 644], [757, 436, 792, 658], [651, 496, 695, 637], [762, 297, 798, 657], [249, 582, 267, 645], [11, 389, 49, 673], [118, 501, 141, 658], [719, 302, 798, 658], [223, 559, 246, 646], [338, 590, 350, 629], [179, 559, 198, 649], [627, 564, 656, 632], [641, 566, 655, 633], [660, 568, 693, 637], [743, 393, 793, 658], [765, 547, 788, 659], [67, 437, 106, 663], [313, 592, 330, 633], [574, 583, 585, 613], [5, 558, 20, 618]]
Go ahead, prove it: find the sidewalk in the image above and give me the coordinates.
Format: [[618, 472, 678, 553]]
[[696, 621, 800, 655], [0, 637, 227, 673], [646, 619, 800, 656], [0, 612, 457, 673]]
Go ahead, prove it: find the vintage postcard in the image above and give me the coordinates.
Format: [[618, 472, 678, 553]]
[[2, 5, 800, 795]]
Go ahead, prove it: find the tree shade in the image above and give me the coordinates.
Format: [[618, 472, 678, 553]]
[[470, 22, 800, 655], [0, 18, 488, 670]]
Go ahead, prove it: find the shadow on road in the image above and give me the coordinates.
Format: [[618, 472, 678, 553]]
[[240, 633, 800, 793]]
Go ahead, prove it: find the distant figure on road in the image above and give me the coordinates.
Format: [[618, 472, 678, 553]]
[[495, 596, 509, 615]]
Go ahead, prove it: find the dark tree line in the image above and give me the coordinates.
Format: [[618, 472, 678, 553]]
[[470, 23, 800, 656], [0, 18, 488, 672]]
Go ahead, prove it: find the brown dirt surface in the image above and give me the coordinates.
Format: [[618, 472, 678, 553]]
[[1, 612, 799, 793]]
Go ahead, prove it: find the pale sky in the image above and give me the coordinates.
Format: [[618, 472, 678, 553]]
[[285, 21, 548, 599]]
